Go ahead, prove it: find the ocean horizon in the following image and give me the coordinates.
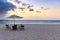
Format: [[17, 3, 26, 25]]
[[0, 20, 60, 24]]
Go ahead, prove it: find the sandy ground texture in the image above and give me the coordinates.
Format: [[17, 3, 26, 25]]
[[0, 24, 60, 40]]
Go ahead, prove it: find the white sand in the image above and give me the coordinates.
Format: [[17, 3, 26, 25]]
[[0, 24, 60, 40]]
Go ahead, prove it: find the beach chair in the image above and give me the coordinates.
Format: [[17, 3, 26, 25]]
[[12, 24, 17, 30], [20, 24, 24, 30], [5, 24, 10, 29]]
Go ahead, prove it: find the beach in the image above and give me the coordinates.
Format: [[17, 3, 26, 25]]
[[0, 24, 60, 40]]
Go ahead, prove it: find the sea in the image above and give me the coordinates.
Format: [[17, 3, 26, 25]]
[[0, 20, 60, 24]]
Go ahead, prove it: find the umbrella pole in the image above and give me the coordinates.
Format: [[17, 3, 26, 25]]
[[14, 16, 15, 25], [14, 13, 15, 25], [14, 10, 15, 25]]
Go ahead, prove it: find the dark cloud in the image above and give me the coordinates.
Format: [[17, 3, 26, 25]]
[[29, 9, 34, 11], [0, 0, 16, 14], [36, 11, 41, 13], [19, 7, 25, 11], [15, 0, 22, 4], [22, 3, 27, 6], [41, 7, 49, 10], [27, 4, 33, 9]]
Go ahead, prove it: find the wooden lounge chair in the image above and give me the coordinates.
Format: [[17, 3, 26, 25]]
[[12, 24, 17, 30], [5, 24, 10, 29], [20, 24, 24, 30]]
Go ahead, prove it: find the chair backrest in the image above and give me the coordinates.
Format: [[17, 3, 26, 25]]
[[20, 24, 24, 27]]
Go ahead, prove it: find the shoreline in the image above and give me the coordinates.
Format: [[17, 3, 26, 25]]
[[0, 23, 60, 24]]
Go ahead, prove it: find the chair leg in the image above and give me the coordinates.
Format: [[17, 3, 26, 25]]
[[20, 27, 24, 30]]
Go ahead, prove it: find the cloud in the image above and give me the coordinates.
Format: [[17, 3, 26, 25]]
[[0, 0, 16, 15], [15, 0, 22, 4]]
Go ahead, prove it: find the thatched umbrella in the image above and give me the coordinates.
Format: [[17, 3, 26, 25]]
[[7, 15, 23, 24]]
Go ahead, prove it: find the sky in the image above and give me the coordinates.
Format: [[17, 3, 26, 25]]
[[0, 0, 60, 20]]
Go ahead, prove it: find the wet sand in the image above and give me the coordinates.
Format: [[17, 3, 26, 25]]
[[0, 24, 60, 40]]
